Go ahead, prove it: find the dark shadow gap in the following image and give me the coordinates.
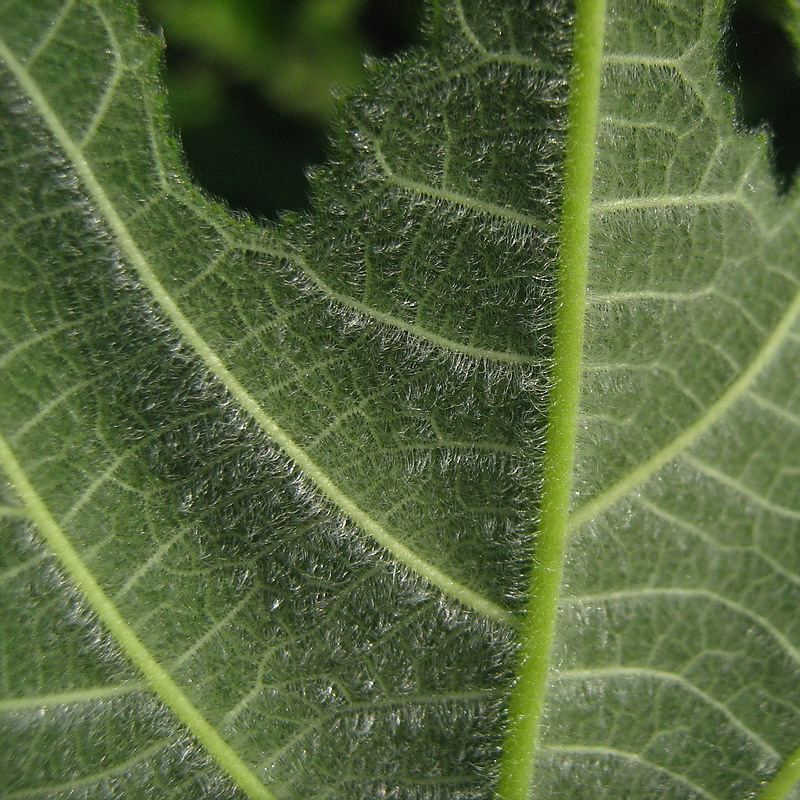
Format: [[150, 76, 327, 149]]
[[725, 1, 800, 191], [142, 0, 424, 220]]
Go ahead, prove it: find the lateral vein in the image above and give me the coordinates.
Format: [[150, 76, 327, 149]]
[[570, 279, 800, 531], [0, 682, 143, 712], [243, 243, 537, 365]]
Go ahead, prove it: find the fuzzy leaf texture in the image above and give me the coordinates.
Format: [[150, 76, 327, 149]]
[[2, 0, 800, 798]]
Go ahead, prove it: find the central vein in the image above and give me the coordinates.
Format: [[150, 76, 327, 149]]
[[496, 1, 607, 797]]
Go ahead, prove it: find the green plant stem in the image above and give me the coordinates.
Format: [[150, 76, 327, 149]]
[[757, 745, 800, 800], [495, 0, 607, 796]]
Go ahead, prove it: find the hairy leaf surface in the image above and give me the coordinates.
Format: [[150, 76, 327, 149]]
[[1, 0, 799, 798]]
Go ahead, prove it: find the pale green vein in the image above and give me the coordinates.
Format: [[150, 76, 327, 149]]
[[601, 52, 683, 68], [6, 740, 172, 799], [10, 376, 97, 443], [0, 682, 143, 712], [570, 277, 800, 531], [454, 0, 488, 55], [169, 585, 258, 669], [539, 744, 718, 800], [112, 528, 185, 600], [26, 0, 77, 65], [448, 2, 562, 73], [639, 496, 800, 588], [0, 37, 510, 626], [372, 139, 545, 229], [245, 243, 536, 365], [0, 552, 48, 585], [0, 503, 29, 519], [747, 390, 800, 429], [0, 319, 79, 368], [556, 666, 778, 757], [496, 1, 607, 797], [683, 453, 800, 522], [590, 191, 739, 213], [0, 432, 276, 800], [560, 588, 800, 668]]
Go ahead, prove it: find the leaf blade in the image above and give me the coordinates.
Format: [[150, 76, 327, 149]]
[[3, 0, 800, 797], [535, 0, 800, 795], [1, 0, 560, 794], [0, 31, 510, 621]]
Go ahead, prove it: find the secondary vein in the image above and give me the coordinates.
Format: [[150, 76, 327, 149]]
[[244, 242, 537, 365], [0, 433, 276, 800], [0, 682, 143, 712], [569, 276, 800, 531], [0, 39, 510, 626], [495, 1, 607, 797]]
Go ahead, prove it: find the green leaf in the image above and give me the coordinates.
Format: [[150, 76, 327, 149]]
[[1, 0, 800, 798]]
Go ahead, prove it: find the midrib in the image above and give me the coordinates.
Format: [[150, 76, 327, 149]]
[[495, 1, 608, 797]]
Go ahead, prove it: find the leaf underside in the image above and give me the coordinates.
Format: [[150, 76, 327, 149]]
[[1, 0, 800, 799]]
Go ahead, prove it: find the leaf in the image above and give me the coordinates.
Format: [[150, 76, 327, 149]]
[[1, 0, 800, 799]]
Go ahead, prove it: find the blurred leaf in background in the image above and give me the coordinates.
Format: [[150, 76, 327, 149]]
[[142, 0, 423, 217]]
